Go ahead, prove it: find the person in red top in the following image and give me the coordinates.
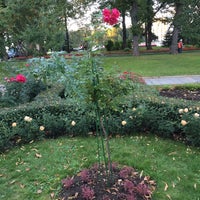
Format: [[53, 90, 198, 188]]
[[177, 39, 183, 53]]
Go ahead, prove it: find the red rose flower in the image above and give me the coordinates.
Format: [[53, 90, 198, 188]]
[[102, 8, 120, 26], [15, 74, 27, 83]]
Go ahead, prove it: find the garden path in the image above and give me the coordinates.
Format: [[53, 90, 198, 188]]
[[143, 75, 200, 85]]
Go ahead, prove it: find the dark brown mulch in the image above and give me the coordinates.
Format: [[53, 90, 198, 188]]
[[59, 163, 156, 200], [159, 88, 200, 101]]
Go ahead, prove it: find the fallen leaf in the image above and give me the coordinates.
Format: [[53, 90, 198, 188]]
[[20, 184, 25, 188], [163, 182, 168, 191], [194, 183, 197, 189], [35, 153, 42, 158], [110, 187, 119, 192], [32, 148, 38, 152], [10, 180, 16, 184], [149, 180, 156, 186], [106, 189, 111, 193], [68, 192, 78, 199], [144, 176, 150, 181], [177, 176, 181, 181], [26, 168, 31, 171], [50, 192, 55, 198], [166, 194, 172, 199], [139, 170, 143, 178], [37, 189, 42, 194], [168, 151, 177, 155]]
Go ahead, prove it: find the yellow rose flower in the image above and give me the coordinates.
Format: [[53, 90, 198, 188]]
[[12, 122, 17, 127], [121, 120, 127, 126], [181, 120, 187, 126], [39, 126, 45, 131], [194, 113, 199, 118], [71, 121, 76, 126], [24, 116, 32, 122], [178, 109, 183, 114]]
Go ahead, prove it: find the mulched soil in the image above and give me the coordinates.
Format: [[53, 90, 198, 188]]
[[159, 88, 200, 101], [59, 163, 156, 200]]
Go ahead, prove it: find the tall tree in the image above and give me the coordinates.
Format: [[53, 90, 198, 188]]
[[144, 0, 167, 50], [180, 0, 200, 46], [130, 0, 141, 56], [0, 0, 8, 59], [169, 0, 184, 54]]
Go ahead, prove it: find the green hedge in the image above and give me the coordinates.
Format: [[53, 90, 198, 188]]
[[1, 84, 200, 152]]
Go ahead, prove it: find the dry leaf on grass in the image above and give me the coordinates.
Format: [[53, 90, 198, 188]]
[[35, 153, 42, 158]]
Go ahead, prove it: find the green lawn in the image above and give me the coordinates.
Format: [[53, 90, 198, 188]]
[[0, 135, 199, 200], [0, 52, 200, 83], [102, 52, 200, 76]]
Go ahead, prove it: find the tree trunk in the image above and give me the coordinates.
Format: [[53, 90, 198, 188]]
[[64, 8, 70, 53], [130, 1, 140, 56], [145, 0, 153, 50], [0, 33, 7, 60], [170, 2, 183, 54], [133, 35, 139, 56], [121, 11, 127, 49], [146, 21, 153, 50]]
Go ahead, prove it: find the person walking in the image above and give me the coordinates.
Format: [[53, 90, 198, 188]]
[[177, 39, 183, 53]]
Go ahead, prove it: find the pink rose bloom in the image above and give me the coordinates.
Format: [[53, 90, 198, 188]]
[[112, 8, 120, 18], [9, 77, 16, 82], [102, 8, 120, 26], [15, 74, 27, 83]]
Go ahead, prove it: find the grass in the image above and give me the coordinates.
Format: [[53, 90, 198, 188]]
[[0, 135, 199, 200], [0, 61, 25, 83], [102, 52, 200, 76]]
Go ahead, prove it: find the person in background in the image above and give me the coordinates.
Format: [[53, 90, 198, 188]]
[[177, 39, 183, 53]]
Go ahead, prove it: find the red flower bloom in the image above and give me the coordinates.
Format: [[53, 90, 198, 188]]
[[102, 8, 120, 26], [9, 77, 16, 82], [15, 74, 27, 83], [25, 63, 30, 67]]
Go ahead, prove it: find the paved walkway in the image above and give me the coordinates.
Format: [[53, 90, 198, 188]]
[[143, 75, 200, 85]]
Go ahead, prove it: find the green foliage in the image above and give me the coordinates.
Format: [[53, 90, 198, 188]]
[[178, 107, 200, 146], [0, 78, 46, 107], [105, 40, 114, 51], [1, 54, 200, 152], [1, 79, 200, 152]]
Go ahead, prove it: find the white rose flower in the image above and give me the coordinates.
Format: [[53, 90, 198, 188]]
[[121, 120, 127, 126], [132, 107, 136, 111], [12, 122, 17, 127], [24, 116, 32, 122], [194, 113, 199, 118], [71, 121, 76, 126], [178, 109, 183, 114], [39, 126, 45, 131], [181, 120, 187, 126], [184, 108, 188, 113]]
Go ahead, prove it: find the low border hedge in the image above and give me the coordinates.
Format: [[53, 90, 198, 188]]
[[1, 84, 200, 152]]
